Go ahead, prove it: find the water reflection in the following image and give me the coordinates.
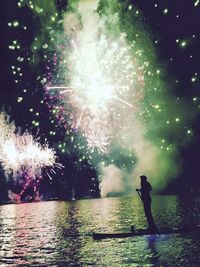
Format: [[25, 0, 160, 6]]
[[0, 204, 16, 264], [0, 196, 200, 266], [0, 201, 59, 265], [146, 235, 160, 266], [55, 201, 83, 266]]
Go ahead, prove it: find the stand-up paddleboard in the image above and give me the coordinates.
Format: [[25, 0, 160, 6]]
[[93, 225, 200, 240]]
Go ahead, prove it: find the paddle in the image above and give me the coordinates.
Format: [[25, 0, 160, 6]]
[[136, 189, 142, 201]]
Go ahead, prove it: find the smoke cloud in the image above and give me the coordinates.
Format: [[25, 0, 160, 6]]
[[99, 164, 124, 197]]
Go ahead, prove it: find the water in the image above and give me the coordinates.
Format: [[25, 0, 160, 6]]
[[0, 195, 200, 266]]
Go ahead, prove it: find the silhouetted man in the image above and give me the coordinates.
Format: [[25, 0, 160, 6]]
[[136, 175, 156, 230]]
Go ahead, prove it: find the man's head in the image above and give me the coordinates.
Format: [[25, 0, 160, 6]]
[[140, 175, 147, 181]]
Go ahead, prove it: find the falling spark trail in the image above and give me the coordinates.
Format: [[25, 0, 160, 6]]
[[112, 96, 133, 107], [76, 109, 85, 128], [71, 39, 82, 58], [60, 90, 73, 94], [46, 172, 53, 180], [46, 86, 74, 90]]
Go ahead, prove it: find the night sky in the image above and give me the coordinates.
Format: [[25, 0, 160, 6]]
[[1, 0, 200, 202]]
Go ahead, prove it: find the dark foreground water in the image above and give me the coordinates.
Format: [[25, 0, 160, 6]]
[[0, 195, 200, 266]]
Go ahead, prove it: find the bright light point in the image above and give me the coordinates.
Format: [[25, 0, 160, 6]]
[[194, 0, 200, 6], [175, 118, 180, 122], [42, 44, 48, 49], [176, 39, 179, 43], [17, 97, 23, 103], [156, 69, 160, 74], [13, 21, 19, 27], [191, 77, 197, 82], [128, 5, 132, 10], [180, 41, 187, 47], [193, 97, 197, 101], [166, 120, 170, 124], [163, 9, 168, 14]]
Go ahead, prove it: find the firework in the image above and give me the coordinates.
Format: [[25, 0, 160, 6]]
[[86, 128, 110, 154], [46, 27, 144, 153], [0, 112, 62, 201]]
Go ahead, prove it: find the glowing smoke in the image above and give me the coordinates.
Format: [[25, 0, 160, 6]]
[[99, 164, 124, 197]]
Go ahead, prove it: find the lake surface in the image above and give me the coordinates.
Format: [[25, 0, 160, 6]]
[[0, 195, 200, 266]]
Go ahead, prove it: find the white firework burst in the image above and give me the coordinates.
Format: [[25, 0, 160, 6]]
[[86, 129, 110, 154]]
